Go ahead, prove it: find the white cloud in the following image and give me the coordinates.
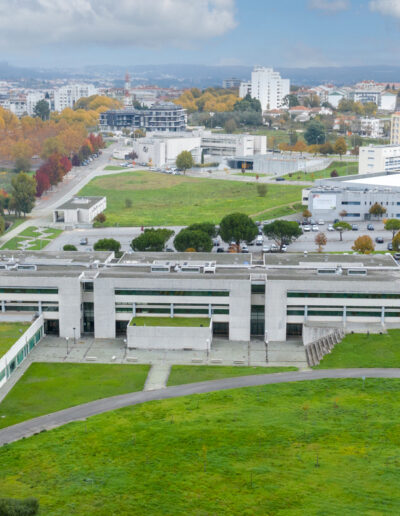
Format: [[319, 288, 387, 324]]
[[0, 0, 237, 50], [369, 0, 400, 18], [308, 0, 349, 12]]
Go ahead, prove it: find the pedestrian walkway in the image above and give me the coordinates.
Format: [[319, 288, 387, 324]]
[[144, 364, 171, 391], [267, 339, 308, 368]]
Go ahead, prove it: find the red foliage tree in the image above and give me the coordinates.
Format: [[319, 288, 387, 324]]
[[35, 169, 51, 197]]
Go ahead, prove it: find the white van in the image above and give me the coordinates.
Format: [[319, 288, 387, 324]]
[[256, 235, 263, 246]]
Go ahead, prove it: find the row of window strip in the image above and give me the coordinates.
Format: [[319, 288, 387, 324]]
[[287, 306, 400, 317], [0, 327, 43, 382], [1, 301, 58, 312], [0, 287, 58, 294], [115, 303, 229, 315], [115, 289, 229, 297], [287, 292, 400, 299]]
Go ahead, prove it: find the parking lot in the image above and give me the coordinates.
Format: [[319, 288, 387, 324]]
[[47, 219, 397, 255]]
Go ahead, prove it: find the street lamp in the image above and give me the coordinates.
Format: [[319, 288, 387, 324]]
[[73, 327, 76, 347], [66, 337, 69, 355]]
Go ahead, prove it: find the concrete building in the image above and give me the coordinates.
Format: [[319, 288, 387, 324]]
[[200, 132, 267, 159], [239, 81, 251, 98], [222, 78, 242, 89], [1, 251, 400, 367], [239, 67, 290, 111], [54, 84, 97, 112], [356, 117, 388, 139], [308, 171, 400, 221], [100, 103, 187, 133], [26, 92, 48, 116], [380, 92, 397, 112], [53, 196, 106, 226], [359, 145, 400, 174], [390, 112, 400, 145]]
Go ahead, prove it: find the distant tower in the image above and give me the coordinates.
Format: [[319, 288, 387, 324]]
[[124, 72, 131, 107]]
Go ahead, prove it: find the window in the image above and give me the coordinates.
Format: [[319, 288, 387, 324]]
[[251, 284, 265, 294], [341, 201, 360, 205], [287, 292, 400, 299], [0, 287, 58, 294], [115, 289, 229, 297]]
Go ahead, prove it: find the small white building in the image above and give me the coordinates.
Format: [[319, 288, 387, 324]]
[[53, 196, 106, 226], [54, 84, 97, 112], [359, 144, 400, 174], [379, 92, 397, 112]]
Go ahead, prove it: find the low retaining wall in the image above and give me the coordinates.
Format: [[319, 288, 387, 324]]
[[0, 316, 44, 389], [304, 327, 345, 367], [127, 323, 212, 351]]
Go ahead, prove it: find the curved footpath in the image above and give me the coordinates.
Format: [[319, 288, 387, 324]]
[[1, 368, 400, 446]]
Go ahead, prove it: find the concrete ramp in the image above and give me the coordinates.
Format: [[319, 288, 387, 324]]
[[267, 340, 308, 368]]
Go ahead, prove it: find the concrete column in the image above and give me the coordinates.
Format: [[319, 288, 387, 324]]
[[208, 304, 212, 317], [381, 306, 385, 324], [38, 300, 42, 315], [1, 300, 4, 312], [304, 305, 308, 322], [132, 302, 136, 317], [343, 305, 347, 324], [170, 303, 174, 318]]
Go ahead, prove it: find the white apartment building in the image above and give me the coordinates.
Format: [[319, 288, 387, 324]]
[[26, 92, 50, 116], [357, 117, 388, 139], [239, 67, 290, 111], [54, 84, 97, 112], [391, 113, 400, 145], [359, 144, 400, 174], [239, 81, 251, 98]]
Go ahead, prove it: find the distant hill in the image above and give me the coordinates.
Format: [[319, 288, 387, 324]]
[[2, 61, 400, 88]]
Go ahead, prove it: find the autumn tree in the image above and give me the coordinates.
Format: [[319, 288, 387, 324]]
[[352, 235, 375, 254], [302, 209, 312, 220], [176, 151, 194, 174], [339, 209, 348, 219], [315, 232, 327, 253], [369, 202, 387, 219], [392, 231, 400, 251], [293, 140, 307, 155], [334, 137, 347, 159]]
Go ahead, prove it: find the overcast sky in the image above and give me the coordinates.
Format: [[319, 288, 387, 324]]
[[2, 0, 400, 68]]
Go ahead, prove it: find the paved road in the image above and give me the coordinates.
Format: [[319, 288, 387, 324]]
[[1, 368, 400, 446]]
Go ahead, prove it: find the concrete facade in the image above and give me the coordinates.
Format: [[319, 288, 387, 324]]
[[53, 196, 106, 226], [359, 145, 400, 174]]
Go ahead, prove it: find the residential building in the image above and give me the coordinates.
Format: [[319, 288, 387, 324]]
[[380, 92, 397, 112], [239, 67, 290, 111], [100, 103, 187, 132], [239, 81, 251, 98], [308, 171, 400, 221], [359, 145, 400, 174], [26, 92, 49, 116], [1, 251, 400, 369], [391, 112, 400, 145], [356, 117, 388, 139], [222, 78, 242, 89], [54, 83, 97, 112]]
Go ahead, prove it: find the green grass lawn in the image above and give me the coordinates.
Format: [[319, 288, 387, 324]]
[[315, 330, 400, 369], [130, 316, 210, 327], [1, 226, 62, 250], [167, 365, 298, 386], [0, 362, 150, 429], [282, 161, 358, 182], [0, 322, 30, 359], [4, 216, 26, 233], [2, 379, 400, 514], [104, 165, 126, 171], [79, 170, 303, 226]]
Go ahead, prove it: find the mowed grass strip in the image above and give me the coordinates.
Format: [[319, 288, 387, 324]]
[[315, 330, 400, 369], [1, 379, 400, 515], [79, 170, 303, 226], [167, 365, 297, 386], [0, 362, 150, 429], [0, 322, 30, 358]]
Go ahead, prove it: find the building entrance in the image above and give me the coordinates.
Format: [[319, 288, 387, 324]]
[[251, 305, 265, 336]]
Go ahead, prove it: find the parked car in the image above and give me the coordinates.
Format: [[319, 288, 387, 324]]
[[394, 253, 400, 261], [375, 236, 384, 244], [216, 247, 225, 253], [351, 224, 359, 231], [275, 177, 285, 181], [367, 224, 375, 230], [318, 219, 325, 225], [312, 225, 319, 232], [388, 242, 393, 251], [241, 245, 249, 253], [256, 235, 263, 246], [80, 237, 88, 245], [270, 243, 278, 252], [333, 218, 340, 224], [165, 247, 174, 252], [281, 244, 287, 253], [262, 245, 270, 253], [303, 225, 311, 232], [327, 224, 335, 232]]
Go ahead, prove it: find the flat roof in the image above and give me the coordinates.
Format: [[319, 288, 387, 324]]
[[56, 196, 105, 211], [119, 252, 252, 266], [264, 253, 397, 268], [346, 174, 400, 188]]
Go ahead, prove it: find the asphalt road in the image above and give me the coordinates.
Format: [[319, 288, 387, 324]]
[[1, 368, 400, 446]]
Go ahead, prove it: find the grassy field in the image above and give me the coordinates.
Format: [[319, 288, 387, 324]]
[[282, 161, 358, 182], [79, 170, 303, 226], [0, 170, 35, 194], [0, 323, 30, 359], [130, 316, 210, 327], [167, 365, 297, 386], [1, 226, 62, 250], [315, 330, 400, 369], [1, 379, 400, 514], [104, 165, 127, 171], [0, 362, 150, 429]]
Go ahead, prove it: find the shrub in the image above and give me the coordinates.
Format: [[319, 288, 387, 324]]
[[125, 198, 132, 209], [94, 213, 106, 223], [93, 238, 121, 252], [257, 184, 268, 197], [330, 169, 339, 177], [0, 497, 39, 515], [63, 244, 77, 251]]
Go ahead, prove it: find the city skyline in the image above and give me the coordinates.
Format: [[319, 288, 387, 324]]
[[1, 0, 400, 69]]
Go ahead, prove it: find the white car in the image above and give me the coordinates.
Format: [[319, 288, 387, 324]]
[[328, 224, 335, 231], [312, 225, 319, 232], [318, 219, 325, 225], [303, 225, 311, 232], [262, 245, 270, 253]]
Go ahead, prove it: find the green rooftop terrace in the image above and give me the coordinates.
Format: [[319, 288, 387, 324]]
[[0, 322, 30, 358], [129, 317, 211, 327]]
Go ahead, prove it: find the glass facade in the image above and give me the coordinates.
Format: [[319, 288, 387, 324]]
[[0, 287, 58, 294], [288, 292, 400, 299]]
